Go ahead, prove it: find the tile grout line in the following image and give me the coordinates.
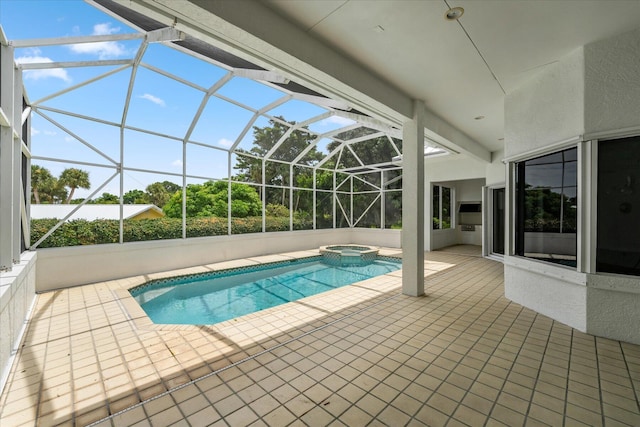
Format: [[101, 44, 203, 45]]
[[417, 272, 525, 425], [383, 262, 510, 423], [595, 336, 606, 426], [562, 328, 575, 427], [619, 341, 640, 416], [86, 285, 408, 426], [520, 315, 556, 425]]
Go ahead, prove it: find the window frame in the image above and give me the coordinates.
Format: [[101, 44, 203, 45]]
[[595, 135, 640, 277], [513, 146, 579, 269], [432, 184, 453, 230]]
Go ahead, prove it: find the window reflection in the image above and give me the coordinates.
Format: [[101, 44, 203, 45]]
[[515, 148, 577, 267], [597, 136, 640, 276]]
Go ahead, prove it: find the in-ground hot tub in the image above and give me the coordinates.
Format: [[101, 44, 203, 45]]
[[319, 244, 380, 266]]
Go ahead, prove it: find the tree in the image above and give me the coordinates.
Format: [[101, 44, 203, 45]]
[[31, 165, 54, 204], [123, 189, 149, 204], [93, 192, 119, 204], [30, 164, 67, 204], [59, 168, 90, 204], [234, 117, 322, 207], [163, 180, 261, 218], [146, 181, 180, 208]]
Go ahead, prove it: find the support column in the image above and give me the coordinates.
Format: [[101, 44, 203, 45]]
[[402, 100, 425, 296], [0, 43, 16, 270]]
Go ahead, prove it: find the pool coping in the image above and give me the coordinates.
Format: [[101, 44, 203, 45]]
[[114, 249, 403, 332]]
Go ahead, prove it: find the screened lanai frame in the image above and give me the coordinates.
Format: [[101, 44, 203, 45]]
[[7, 0, 449, 250]]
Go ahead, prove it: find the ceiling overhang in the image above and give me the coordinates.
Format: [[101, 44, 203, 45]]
[[105, 0, 490, 163]]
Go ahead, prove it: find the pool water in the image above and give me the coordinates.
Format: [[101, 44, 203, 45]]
[[131, 258, 400, 325]]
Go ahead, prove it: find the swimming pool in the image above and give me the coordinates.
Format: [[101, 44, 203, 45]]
[[130, 256, 400, 325]]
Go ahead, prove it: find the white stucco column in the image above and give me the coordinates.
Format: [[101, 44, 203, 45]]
[[402, 100, 425, 296]]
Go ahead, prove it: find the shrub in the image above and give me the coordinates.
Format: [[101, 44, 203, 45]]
[[31, 215, 312, 247]]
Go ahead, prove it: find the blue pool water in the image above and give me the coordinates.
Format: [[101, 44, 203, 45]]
[[131, 257, 400, 325]]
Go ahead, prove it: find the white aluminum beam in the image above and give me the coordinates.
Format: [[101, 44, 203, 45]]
[[117, 0, 490, 162], [229, 95, 291, 152], [19, 59, 132, 70], [31, 171, 119, 249], [146, 27, 185, 43], [234, 68, 289, 84], [33, 64, 131, 105], [12, 66, 23, 258], [10, 32, 145, 48], [35, 110, 119, 165]]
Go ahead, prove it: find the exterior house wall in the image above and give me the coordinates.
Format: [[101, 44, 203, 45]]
[[130, 209, 164, 220], [485, 149, 505, 187], [504, 28, 640, 344], [584, 28, 640, 135], [425, 156, 487, 250], [504, 48, 585, 159], [0, 252, 37, 394]]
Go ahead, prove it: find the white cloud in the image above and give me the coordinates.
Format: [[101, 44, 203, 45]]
[[16, 50, 71, 83], [31, 127, 41, 135], [218, 138, 233, 148], [64, 136, 74, 142], [93, 23, 120, 36], [69, 23, 128, 59], [139, 93, 166, 107], [318, 115, 355, 127], [171, 159, 183, 168], [44, 130, 57, 136]]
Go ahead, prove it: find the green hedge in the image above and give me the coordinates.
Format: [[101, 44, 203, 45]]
[[31, 216, 313, 248]]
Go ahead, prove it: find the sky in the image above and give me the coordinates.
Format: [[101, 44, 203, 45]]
[[0, 0, 356, 199]]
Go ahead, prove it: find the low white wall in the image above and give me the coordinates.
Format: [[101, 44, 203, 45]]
[[35, 229, 401, 292], [586, 274, 640, 345], [456, 225, 483, 246], [431, 228, 457, 250], [351, 228, 401, 248], [505, 258, 640, 345], [0, 251, 37, 394], [504, 258, 587, 332]]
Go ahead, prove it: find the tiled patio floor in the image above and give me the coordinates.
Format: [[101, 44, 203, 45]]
[[1, 246, 639, 426]]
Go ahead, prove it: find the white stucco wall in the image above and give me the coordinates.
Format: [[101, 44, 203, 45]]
[[504, 48, 585, 158], [456, 178, 485, 202], [586, 274, 640, 344], [0, 252, 37, 394], [504, 259, 587, 332], [35, 228, 401, 292], [485, 149, 505, 187], [503, 28, 640, 344], [426, 154, 487, 182], [584, 27, 640, 135]]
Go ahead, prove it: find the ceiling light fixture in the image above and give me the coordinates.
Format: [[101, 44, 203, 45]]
[[444, 7, 464, 21]]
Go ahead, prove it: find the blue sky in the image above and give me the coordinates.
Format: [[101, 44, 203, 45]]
[[0, 0, 355, 199]]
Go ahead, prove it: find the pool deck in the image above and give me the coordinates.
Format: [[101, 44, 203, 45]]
[[0, 245, 639, 426]]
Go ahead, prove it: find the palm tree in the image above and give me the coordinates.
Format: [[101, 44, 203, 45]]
[[59, 168, 90, 204], [31, 165, 54, 204]]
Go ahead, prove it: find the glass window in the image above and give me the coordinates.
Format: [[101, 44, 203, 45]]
[[433, 185, 452, 229], [597, 136, 640, 276], [515, 147, 577, 267]]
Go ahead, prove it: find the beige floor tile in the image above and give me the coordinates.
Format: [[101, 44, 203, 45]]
[[3, 247, 640, 427]]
